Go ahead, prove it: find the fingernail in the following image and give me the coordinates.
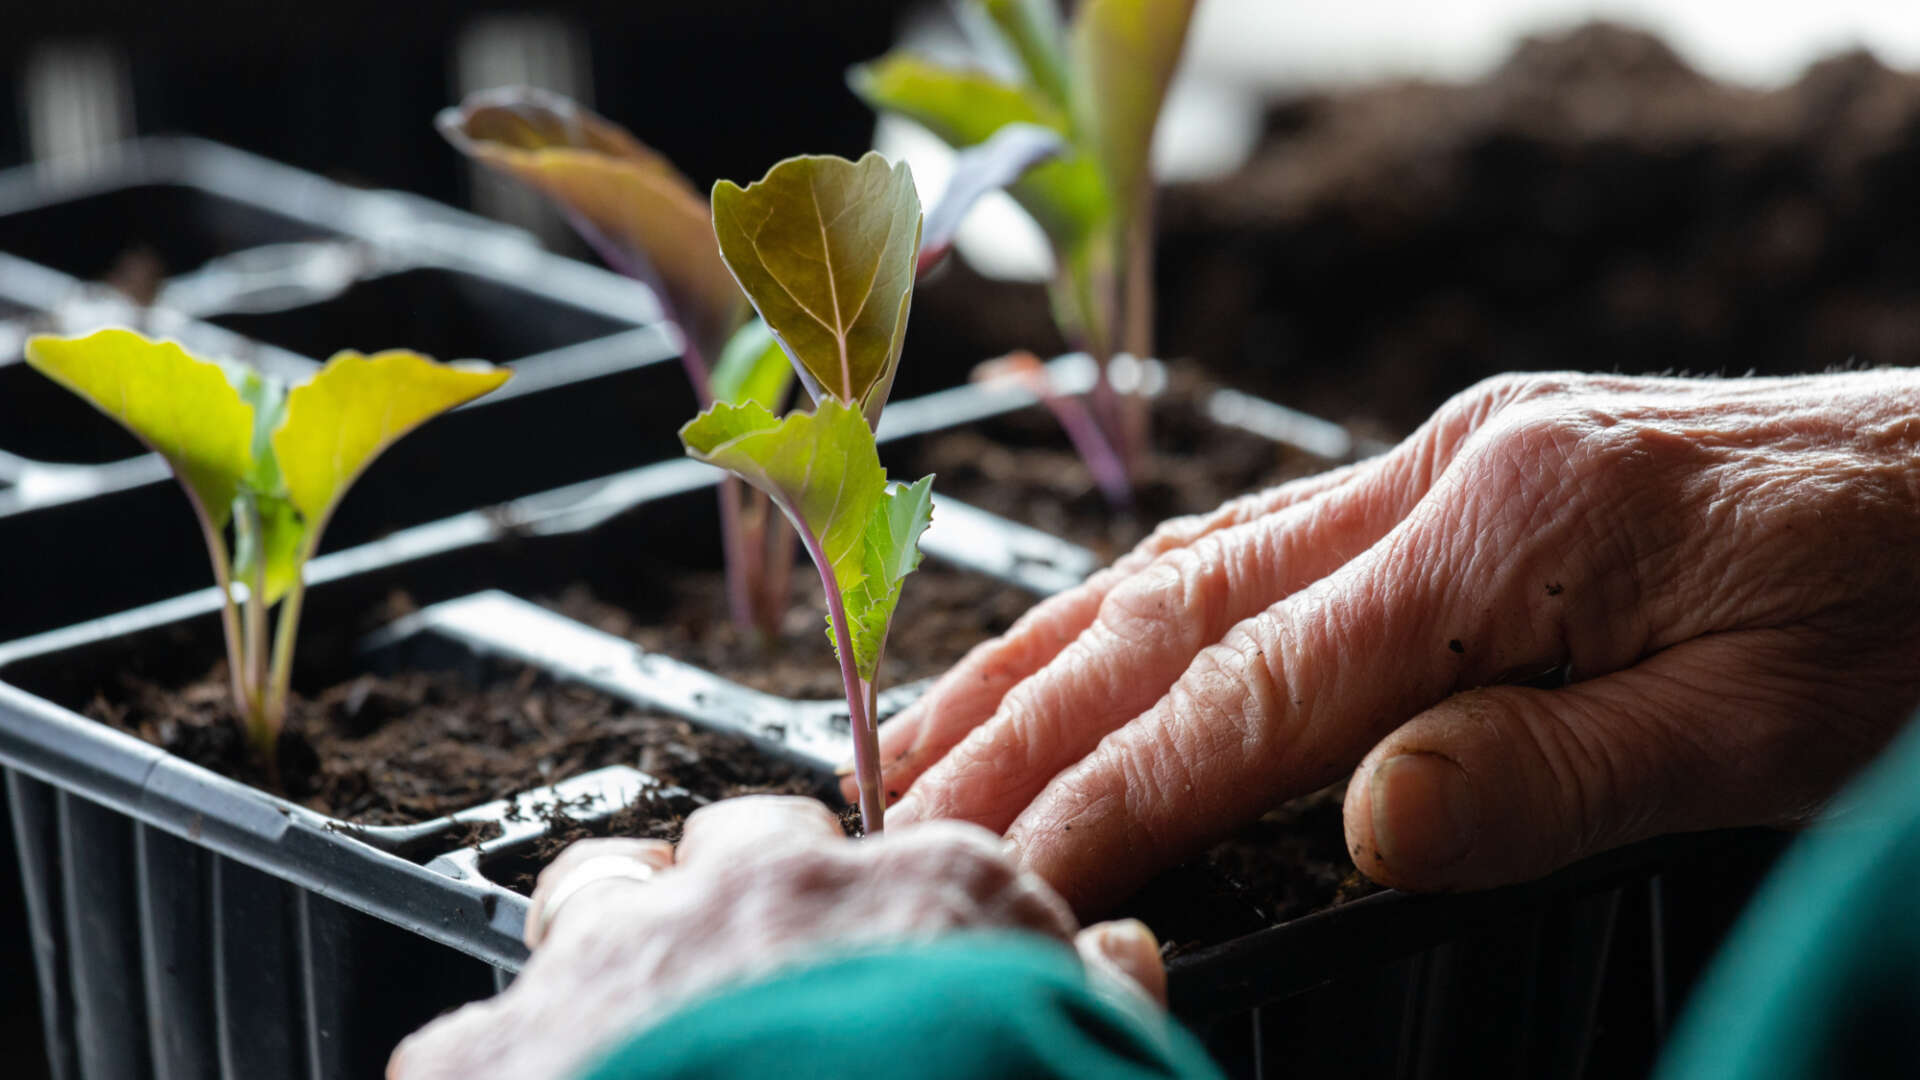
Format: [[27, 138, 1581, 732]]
[[1095, 918, 1158, 955], [1370, 753, 1475, 878]]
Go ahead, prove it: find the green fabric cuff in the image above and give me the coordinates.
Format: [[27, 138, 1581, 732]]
[[573, 931, 1223, 1080], [1658, 718, 1920, 1080]]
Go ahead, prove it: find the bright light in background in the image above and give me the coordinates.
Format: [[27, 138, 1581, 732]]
[[878, 0, 1920, 283]]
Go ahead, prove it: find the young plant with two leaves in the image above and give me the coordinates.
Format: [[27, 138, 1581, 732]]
[[438, 88, 1059, 642], [680, 152, 932, 834], [852, 0, 1201, 507], [24, 330, 509, 760]]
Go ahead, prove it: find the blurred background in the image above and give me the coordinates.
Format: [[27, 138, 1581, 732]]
[[4, 0, 1919, 434]]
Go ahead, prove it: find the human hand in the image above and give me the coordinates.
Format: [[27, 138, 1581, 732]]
[[387, 796, 1165, 1080], [865, 371, 1920, 912]]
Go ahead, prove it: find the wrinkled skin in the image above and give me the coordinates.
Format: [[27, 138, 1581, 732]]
[[863, 371, 1920, 913], [388, 797, 1165, 1080]]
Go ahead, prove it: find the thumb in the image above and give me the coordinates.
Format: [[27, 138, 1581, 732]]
[[1344, 630, 1890, 891], [1074, 919, 1167, 1008]]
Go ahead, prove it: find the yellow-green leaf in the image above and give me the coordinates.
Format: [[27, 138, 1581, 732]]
[[275, 351, 511, 534], [679, 399, 885, 609], [848, 54, 1109, 250], [1069, 0, 1198, 226], [710, 153, 922, 426], [24, 329, 254, 529], [437, 88, 747, 361], [709, 318, 795, 411]]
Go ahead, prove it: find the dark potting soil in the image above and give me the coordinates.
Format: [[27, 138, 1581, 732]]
[[85, 656, 817, 829], [900, 365, 1342, 560], [1148, 24, 1920, 434], [546, 561, 1035, 702]]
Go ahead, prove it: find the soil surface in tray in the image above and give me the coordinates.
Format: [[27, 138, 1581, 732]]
[[82, 600, 820, 828], [548, 562, 1036, 702], [902, 365, 1346, 560]]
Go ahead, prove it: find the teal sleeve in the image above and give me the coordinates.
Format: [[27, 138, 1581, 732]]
[[573, 932, 1224, 1080], [1658, 718, 1920, 1079]]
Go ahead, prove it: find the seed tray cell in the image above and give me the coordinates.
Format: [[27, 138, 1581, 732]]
[[0, 182, 343, 284], [209, 266, 639, 365]]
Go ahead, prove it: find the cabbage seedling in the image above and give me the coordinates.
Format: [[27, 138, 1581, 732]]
[[681, 152, 929, 833], [852, 0, 1201, 504], [24, 329, 510, 758], [439, 89, 1056, 641]]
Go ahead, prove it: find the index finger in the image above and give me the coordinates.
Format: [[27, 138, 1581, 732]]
[[1006, 428, 1646, 912], [852, 461, 1371, 805]]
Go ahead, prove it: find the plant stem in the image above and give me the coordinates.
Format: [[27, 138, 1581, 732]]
[[199, 518, 248, 723], [716, 477, 760, 635], [264, 573, 307, 744], [236, 500, 270, 746], [797, 522, 883, 833], [565, 208, 714, 396], [1045, 390, 1132, 511], [1116, 208, 1157, 477], [243, 564, 267, 738], [760, 511, 796, 634]]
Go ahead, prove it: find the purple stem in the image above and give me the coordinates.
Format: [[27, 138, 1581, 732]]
[[715, 477, 759, 634], [999, 357, 1133, 511], [559, 212, 784, 637], [793, 514, 883, 833], [564, 209, 712, 398], [1046, 390, 1134, 511]]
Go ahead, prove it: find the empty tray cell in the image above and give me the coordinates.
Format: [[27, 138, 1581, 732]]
[[0, 359, 146, 464], [0, 183, 339, 283], [209, 267, 636, 364]]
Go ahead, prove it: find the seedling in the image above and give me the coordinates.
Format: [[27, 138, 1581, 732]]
[[439, 88, 1057, 640], [24, 329, 509, 758], [851, 0, 1200, 505], [681, 152, 929, 833]]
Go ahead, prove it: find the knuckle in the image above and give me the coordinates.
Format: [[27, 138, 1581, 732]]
[[1138, 508, 1213, 557], [1172, 623, 1292, 764], [1099, 546, 1220, 644]]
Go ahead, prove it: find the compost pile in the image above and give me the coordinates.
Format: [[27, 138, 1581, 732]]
[[1145, 22, 1920, 431]]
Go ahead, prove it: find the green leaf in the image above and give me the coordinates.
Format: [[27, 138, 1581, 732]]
[[709, 319, 795, 411], [1069, 0, 1198, 225], [24, 329, 254, 529], [980, 0, 1072, 108], [437, 88, 747, 361], [840, 476, 935, 680], [710, 152, 922, 426], [848, 54, 1109, 251], [232, 492, 306, 605], [679, 398, 885, 603], [225, 363, 289, 496], [274, 350, 511, 537], [919, 123, 1065, 271]]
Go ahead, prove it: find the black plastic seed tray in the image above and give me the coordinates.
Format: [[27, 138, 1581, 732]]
[[0, 138, 707, 643], [0, 396, 1092, 1078], [0, 368, 1780, 1080]]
